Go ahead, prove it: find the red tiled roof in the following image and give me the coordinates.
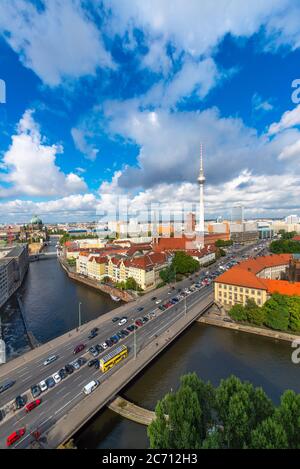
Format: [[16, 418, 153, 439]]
[[215, 254, 291, 290], [293, 235, 300, 241], [264, 279, 300, 296], [124, 252, 168, 270]]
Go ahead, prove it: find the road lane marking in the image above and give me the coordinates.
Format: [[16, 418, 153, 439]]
[[54, 392, 81, 415]]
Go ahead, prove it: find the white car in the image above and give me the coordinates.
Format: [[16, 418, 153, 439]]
[[43, 355, 58, 366], [118, 318, 127, 326], [52, 373, 61, 384], [39, 380, 48, 392], [101, 342, 108, 350], [155, 300, 161, 304], [70, 360, 80, 370]]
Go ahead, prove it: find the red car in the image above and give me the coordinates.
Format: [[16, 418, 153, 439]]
[[25, 399, 42, 413], [73, 343, 85, 354], [6, 428, 26, 447], [135, 319, 143, 327]]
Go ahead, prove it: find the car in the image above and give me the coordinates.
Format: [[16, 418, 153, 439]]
[[70, 360, 80, 370], [91, 327, 99, 334], [112, 317, 120, 323], [155, 299, 161, 304], [101, 342, 108, 349], [43, 355, 58, 366], [116, 331, 123, 339], [137, 307, 144, 312], [121, 329, 129, 336], [135, 319, 143, 327], [6, 428, 26, 447], [15, 395, 26, 410], [25, 399, 41, 413], [83, 380, 100, 395], [151, 296, 157, 301], [142, 316, 149, 323], [30, 385, 41, 399], [0, 409, 5, 422], [45, 377, 55, 388], [58, 369, 67, 380], [88, 346, 98, 357], [88, 330, 97, 340], [126, 325, 134, 332], [118, 318, 127, 326], [52, 373, 61, 384], [88, 359, 98, 367], [105, 339, 113, 347], [73, 343, 85, 354], [111, 335, 119, 343], [39, 380, 48, 392], [0, 380, 15, 394], [95, 344, 104, 353], [94, 359, 100, 369], [159, 305, 166, 311], [65, 364, 74, 375]]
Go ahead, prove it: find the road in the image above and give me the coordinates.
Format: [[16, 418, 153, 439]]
[[0, 241, 264, 448]]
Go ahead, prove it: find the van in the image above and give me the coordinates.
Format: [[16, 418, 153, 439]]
[[83, 380, 100, 395], [43, 355, 58, 366]]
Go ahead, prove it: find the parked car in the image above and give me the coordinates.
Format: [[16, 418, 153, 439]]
[[0, 380, 15, 394], [88, 359, 98, 367], [6, 428, 26, 447], [112, 317, 120, 323], [80, 357, 88, 367], [45, 377, 55, 388], [73, 344, 85, 354], [70, 360, 80, 370], [43, 355, 58, 366], [105, 339, 113, 347], [95, 344, 104, 354], [137, 307, 144, 312], [126, 325, 134, 332], [88, 346, 98, 357], [15, 395, 26, 410], [155, 299, 161, 304], [94, 359, 100, 369], [25, 399, 41, 413], [52, 373, 61, 384], [121, 329, 129, 336], [65, 364, 74, 375], [151, 296, 157, 301], [142, 316, 149, 323], [30, 385, 41, 399], [135, 319, 143, 327], [101, 342, 108, 349], [0, 409, 5, 422], [39, 380, 48, 392], [91, 327, 99, 334], [58, 369, 67, 380]]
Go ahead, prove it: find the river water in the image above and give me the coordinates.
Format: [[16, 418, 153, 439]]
[[1, 238, 298, 449]]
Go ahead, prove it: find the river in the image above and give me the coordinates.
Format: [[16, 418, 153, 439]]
[[0, 238, 298, 449]]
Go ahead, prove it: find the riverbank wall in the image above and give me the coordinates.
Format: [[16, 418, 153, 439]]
[[59, 258, 135, 303], [198, 315, 300, 343]]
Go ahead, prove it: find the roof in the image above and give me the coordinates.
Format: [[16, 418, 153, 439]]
[[215, 254, 291, 290], [293, 235, 300, 241], [264, 279, 300, 296]]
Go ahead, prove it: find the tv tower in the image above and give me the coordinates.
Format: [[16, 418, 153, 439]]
[[197, 144, 205, 248]]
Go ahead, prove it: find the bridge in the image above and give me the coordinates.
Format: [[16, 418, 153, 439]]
[[29, 252, 58, 262], [0, 243, 256, 449]]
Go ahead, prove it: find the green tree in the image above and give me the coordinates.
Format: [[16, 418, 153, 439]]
[[172, 251, 199, 275], [125, 277, 141, 291], [214, 376, 273, 448], [245, 298, 265, 326], [287, 296, 300, 332], [250, 417, 288, 449], [229, 304, 247, 322], [274, 390, 300, 448], [263, 293, 289, 331]]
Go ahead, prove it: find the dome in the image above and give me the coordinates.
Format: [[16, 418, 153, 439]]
[[30, 215, 43, 225]]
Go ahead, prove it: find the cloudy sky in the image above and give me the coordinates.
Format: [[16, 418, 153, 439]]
[[1, 0, 300, 223]]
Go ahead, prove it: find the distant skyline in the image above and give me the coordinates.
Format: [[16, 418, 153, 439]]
[[1, 1, 300, 222]]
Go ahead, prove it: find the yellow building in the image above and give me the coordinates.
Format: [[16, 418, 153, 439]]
[[214, 254, 292, 308], [87, 256, 107, 281]]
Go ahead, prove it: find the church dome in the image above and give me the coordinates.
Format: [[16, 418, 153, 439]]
[[30, 215, 43, 225]]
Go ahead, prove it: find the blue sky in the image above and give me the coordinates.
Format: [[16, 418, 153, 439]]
[[1, 0, 300, 222]]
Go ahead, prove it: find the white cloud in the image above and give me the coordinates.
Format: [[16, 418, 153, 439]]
[[278, 139, 300, 161], [268, 104, 300, 135], [252, 93, 274, 113], [0, 110, 87, 197], [0, 0, 115, 86], [71, 127, 99, 161]]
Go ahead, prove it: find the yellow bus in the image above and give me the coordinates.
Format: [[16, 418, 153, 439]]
[[99, 344, 128, 373]]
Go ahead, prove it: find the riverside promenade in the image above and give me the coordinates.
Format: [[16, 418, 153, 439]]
[[198, 314, 300, 343]]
